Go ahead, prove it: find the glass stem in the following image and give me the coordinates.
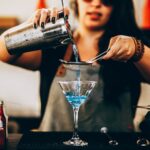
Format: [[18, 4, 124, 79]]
[[72, 107, 79, 139]]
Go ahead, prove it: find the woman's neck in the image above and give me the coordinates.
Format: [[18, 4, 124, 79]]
[[76, 25, 105, 42], [73, 25, 105, 62]]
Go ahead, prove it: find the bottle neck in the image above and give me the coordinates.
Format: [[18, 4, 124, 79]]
[[0, 105, 4, 115]]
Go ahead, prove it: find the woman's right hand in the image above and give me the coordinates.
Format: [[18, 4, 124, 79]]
[[26, 7, 69, 29]]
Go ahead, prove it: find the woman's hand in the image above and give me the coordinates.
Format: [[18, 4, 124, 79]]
[[103, 35, 136, 62], [26, 7, 69, 28]]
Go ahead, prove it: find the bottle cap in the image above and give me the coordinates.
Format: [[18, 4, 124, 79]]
[[0, 100, 4, 105]]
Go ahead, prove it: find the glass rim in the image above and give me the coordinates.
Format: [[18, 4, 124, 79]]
[[58, 80, 97, 84]]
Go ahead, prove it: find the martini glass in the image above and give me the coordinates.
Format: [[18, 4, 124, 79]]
[[59, 80, 96, 146]]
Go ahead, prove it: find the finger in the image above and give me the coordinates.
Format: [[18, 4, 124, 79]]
[[113, 47, 126, 58], [51, 7, 58, 24], [40, 9, 50, 28], [46, 9, 51, 23], [111, 48, 127, 60], [64, 7, 70, 19], [33, 9, 41, 28], [57, 7, 69, 19], [103, 38, 121, 60], [114, 42, 134, 60], [108, 36, 118, 49]]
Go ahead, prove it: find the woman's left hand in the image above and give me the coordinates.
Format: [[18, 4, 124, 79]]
[[103, 35, 136, 62]]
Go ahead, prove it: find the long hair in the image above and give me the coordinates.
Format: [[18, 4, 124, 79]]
[[70, 0, 149, 51], [70, 0, 148, 117]]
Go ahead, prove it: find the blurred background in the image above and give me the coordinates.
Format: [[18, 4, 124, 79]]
[[0, 0, 150, 133]]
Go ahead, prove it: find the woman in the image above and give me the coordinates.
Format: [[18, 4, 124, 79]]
[[0, 0, 150, 132]]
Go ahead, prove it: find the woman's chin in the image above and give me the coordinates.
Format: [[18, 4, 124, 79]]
[[87, 25, 105, 31], [85, 21, 106, 30]]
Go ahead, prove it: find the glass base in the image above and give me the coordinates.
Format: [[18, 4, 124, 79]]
[[63, 137, 88, 146]]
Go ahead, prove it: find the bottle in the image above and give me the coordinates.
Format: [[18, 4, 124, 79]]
[[36, 0, 47, 9], [0, 101, 7, 150], [4, 11, 73, 55], [142, 0, 150, 29]]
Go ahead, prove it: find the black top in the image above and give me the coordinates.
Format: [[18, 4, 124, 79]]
[[39, 45, 144, 121]]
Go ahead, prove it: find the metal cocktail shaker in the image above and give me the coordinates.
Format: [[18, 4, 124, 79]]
[[4, 17, 73, 55]]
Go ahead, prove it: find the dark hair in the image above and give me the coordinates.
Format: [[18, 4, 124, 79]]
[[70, 0, 150, 51], [107, 0, 139, 36], [100, 0, 141, 51]]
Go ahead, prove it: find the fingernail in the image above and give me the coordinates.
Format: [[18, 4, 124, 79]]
[[58, 10, 64, 18], [52, 17, 56, 24], [65, 15, 68, 20], [41, 22, 45, 29], [33, 23, 37, 29], [47, 18, 50, 22]]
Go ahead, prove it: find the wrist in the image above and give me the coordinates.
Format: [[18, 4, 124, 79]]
[[130, 37, 144, 62]]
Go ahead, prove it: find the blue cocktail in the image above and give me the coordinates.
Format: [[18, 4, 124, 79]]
[[65, 95, 87, 108], [59, 80, 96, 146]]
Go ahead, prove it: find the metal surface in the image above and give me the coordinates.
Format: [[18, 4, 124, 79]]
[[86, 48, 110, 63], [59, 48, 109, 70], [5, 18, 73, 55], [59, 59, 92, 71]]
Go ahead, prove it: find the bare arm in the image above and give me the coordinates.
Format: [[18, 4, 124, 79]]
[[0, 33, 15, 62], [0, 8, 69, 70], [0, 27, 41, 70], [134, 45, 150, 83]]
